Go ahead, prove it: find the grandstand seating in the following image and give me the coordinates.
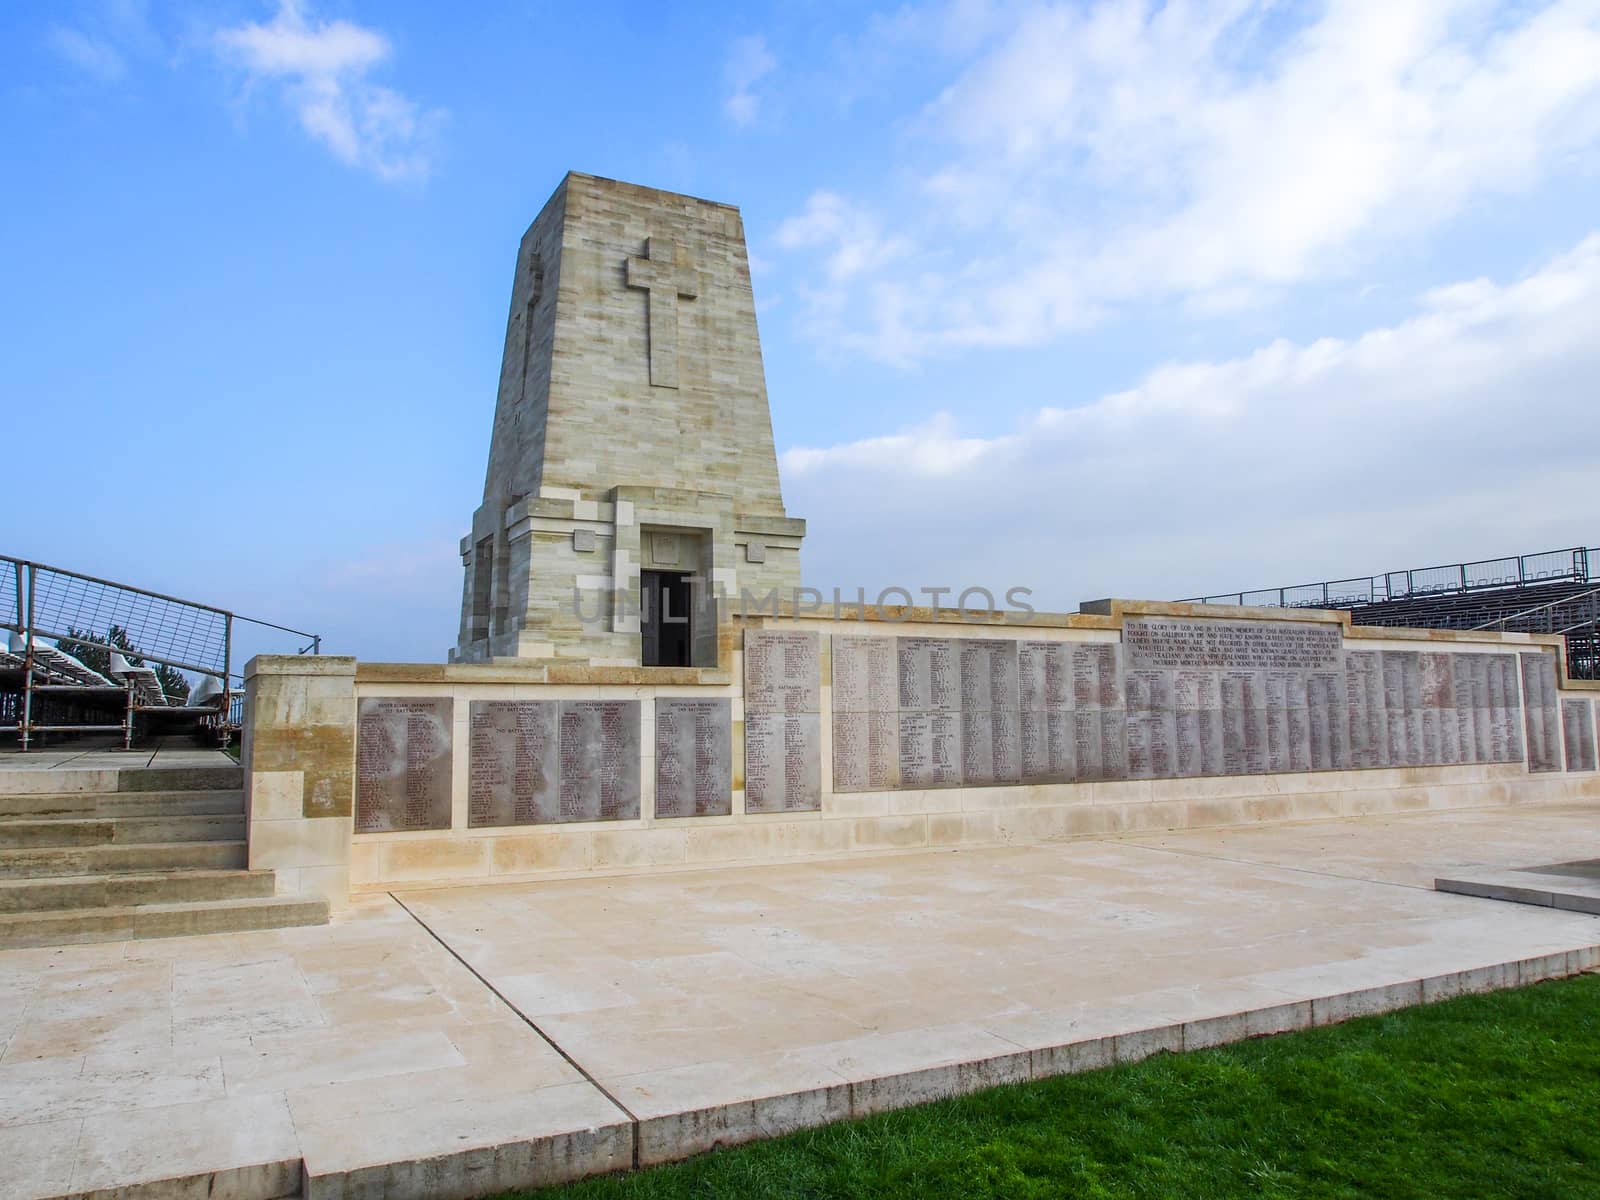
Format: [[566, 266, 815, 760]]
[[1179, 544, 1600, 680], [109, 651, 168, 708]]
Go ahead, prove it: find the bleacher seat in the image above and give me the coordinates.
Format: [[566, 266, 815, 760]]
[[28, 641, 116, 688], [109, 651, 166, 708]]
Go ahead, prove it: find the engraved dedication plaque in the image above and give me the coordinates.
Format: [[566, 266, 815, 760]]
[[1174, 668, 1225, 778], [356, 697, 452, 833], [1496, 654, 1525, 763], [655, 698, 732, 817], [468, 700, 558, 827], [1563, 698, 1597, 773], [745, 712, 822, 812], [896, 636, 975, 786], [1072, 643, 1124, 711], [744, 628, 822, 812], [1019, 640, 1074, 783], [744, 630, 821, 712], [558, 701, 641, 820], [831, 636, 900, 792], [1521, 652, 1562, 773], [1126, 668, 1176, 780], [1072, 643, 1126, 780], [899, 711, 963, 787], [957, 639, 1021, 785], [1124, 617, 1341, 672], [1020, 710, 1075, 782], [1382, 652, 1424, 767], [898, 637, 963, 711], [959, 639, 1021, 712], [833, 635, 898, 713]]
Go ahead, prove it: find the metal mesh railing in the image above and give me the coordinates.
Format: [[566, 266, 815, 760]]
[[2, 563, 18, 631], [27, 564, 230, 677], [4, 554, 320, 748]]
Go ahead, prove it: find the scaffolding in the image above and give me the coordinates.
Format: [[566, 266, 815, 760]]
[[3, 555, 321, 750], [1178, 544, 1600, 680]]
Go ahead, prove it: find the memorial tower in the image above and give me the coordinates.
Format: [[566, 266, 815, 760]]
[[454, 173, 805, 666]]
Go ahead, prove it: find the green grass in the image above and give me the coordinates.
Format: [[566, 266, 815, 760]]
[[521, 973, 1600, 1200]]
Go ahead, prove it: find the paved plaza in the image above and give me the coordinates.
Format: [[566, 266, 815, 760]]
[[3, 802, 1598, 1199], [0, 743, 237, 779]]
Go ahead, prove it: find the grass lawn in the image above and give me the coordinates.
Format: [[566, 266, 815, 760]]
[[520, 972, 1600, 1199]]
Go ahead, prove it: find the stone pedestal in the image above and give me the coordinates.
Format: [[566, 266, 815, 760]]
[[242, 655, 357, 907]]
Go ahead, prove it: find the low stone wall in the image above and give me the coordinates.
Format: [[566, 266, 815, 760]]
[[242, 656, 357, 904], [242, 602, 1600, 902]]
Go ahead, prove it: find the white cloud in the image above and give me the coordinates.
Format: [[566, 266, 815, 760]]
[[724, 34, 777, 127], [781, 0, 1600, 364], [49, 26, 127, 82], [215, 1, 442, 181], [782, 231, 1600, 607]]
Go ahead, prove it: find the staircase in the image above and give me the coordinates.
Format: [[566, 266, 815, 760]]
[[0, 763, 328, 948]]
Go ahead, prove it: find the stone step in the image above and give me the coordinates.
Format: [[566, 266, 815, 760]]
[[0, 789, 245, 819], [0, 894, 329, 949], [0, 814, 245, 849], [0, 764, 244, 797], [0, 840, 248, 879], [0, 869, 277, 913], [117, 765, 244, 792]]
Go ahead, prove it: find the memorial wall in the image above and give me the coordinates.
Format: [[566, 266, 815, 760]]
[[828, 619, 1543, 792], [358, 697, 644, 832], [341, 611, 1598, 894]]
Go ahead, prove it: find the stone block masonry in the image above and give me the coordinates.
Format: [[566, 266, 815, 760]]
[[455, 173, 804, 667], [243, 602, 1600, 898], [243, 655, 357, 906]]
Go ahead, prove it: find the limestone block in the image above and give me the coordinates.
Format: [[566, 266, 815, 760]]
[[850, 815, 929, 851], [591, 828, 688, 869], [248, 771, 303, 821], [928, 811, 1000, 846], [245, 657, 357, 822], [491, 833, 592, 874], [379, 837, 492, 884], [249, 817, 351, 872]]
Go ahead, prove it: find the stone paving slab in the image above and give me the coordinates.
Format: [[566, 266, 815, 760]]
[[0, 742, 237, 795], [1436, 859, 1600, 915], [1111, 802, 1600, 888], [1, 803, 1598, 1198], [0, 900, 630, 1199], [400, 811, 1600, 1167]]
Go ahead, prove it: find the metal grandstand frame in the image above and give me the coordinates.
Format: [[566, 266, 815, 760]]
[[1179, 546, 1594, 610], [4, 555, 321, 750], [1178, 544, 1600, 681]]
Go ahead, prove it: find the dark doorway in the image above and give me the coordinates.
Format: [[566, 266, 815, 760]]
[[641, 570, 693, 667]]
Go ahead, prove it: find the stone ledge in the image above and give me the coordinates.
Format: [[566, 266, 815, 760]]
[[245, 655, 357, 679], [614, 947, 1598, 1171], [354, 661, 733, 686]]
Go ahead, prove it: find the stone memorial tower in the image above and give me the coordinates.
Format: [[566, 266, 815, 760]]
[[454, 173, 805, 666]]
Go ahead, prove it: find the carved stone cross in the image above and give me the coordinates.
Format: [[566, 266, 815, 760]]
[[625, 236, 698, 389]]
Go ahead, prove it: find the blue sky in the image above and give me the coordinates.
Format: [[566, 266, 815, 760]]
[[4, 0, 1600, 664]]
